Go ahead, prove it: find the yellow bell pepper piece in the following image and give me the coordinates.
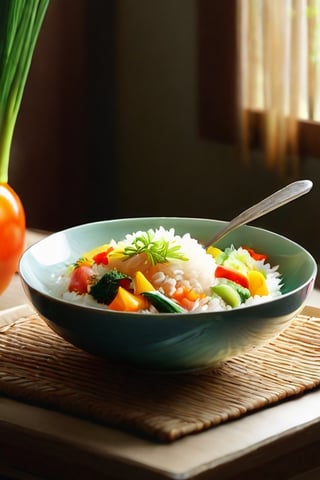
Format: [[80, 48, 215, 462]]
[[207, 246, 223, 258], [248, 270, 269, 296], [108, 286, 149, 312], [134, 271, 155, 294]]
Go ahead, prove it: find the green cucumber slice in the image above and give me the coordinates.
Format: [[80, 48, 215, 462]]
[[222, 279, 250, 302], [211, 284, 242, 308], [142, 291, 186, 313]]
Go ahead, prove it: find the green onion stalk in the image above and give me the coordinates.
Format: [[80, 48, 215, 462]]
[[0, 0, 50, 182], [0, 0, 50, 294]]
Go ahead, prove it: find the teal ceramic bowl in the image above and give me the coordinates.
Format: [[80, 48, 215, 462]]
[[19, 217, 317, 372]]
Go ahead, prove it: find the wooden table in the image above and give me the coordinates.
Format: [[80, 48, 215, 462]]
[[1, 230, 320, 480]]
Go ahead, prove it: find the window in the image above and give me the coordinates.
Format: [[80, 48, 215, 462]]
[[198, 0, 320, 175]]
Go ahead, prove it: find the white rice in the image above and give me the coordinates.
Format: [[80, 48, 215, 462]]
[[51, 227, 282, 313]]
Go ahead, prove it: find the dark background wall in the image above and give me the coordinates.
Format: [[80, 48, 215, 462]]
[[9, 0, 320, 262]]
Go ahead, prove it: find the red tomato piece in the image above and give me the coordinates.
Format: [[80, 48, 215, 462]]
[[93, 247, 113, 265], [68, 265, 94, 294], [119, 277, 132, 291], [242, 246, 267, 261], [215, 265, 249, 288]]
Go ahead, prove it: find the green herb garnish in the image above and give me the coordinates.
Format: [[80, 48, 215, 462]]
[[73, 257, 90, 268], [122, 230, 189, 266]]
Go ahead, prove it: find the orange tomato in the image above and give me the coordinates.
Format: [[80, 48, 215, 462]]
[[0, 183, 26, 294]]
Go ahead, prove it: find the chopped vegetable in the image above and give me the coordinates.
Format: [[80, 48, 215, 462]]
[[142, 291, 187, 313], [211, 283, 242, 308], [220, 279, 251, 302], [242, 246, 267, 262], [134, 271, 155, 294], [172, 286, 206, 310], [68, 265, 94, 295], [90, 270, 131, 304], [81, 244, 112, 262], [206, 246, 223, 258], [108, 286, 149, 312], [221, 246, 255, 274], [215, 265, 249, 289], [248, 270, 269, 296], [93, 247, 114, 265], [172, 286, 205, 302]]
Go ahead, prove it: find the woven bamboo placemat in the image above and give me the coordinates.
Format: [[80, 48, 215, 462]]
[[0, 305, 320, 442]]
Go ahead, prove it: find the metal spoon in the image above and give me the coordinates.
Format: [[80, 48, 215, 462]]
[[204, 179, 313, 248]]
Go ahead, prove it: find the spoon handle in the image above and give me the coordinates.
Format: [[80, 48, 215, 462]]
[[205, 179, 313, 248]]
